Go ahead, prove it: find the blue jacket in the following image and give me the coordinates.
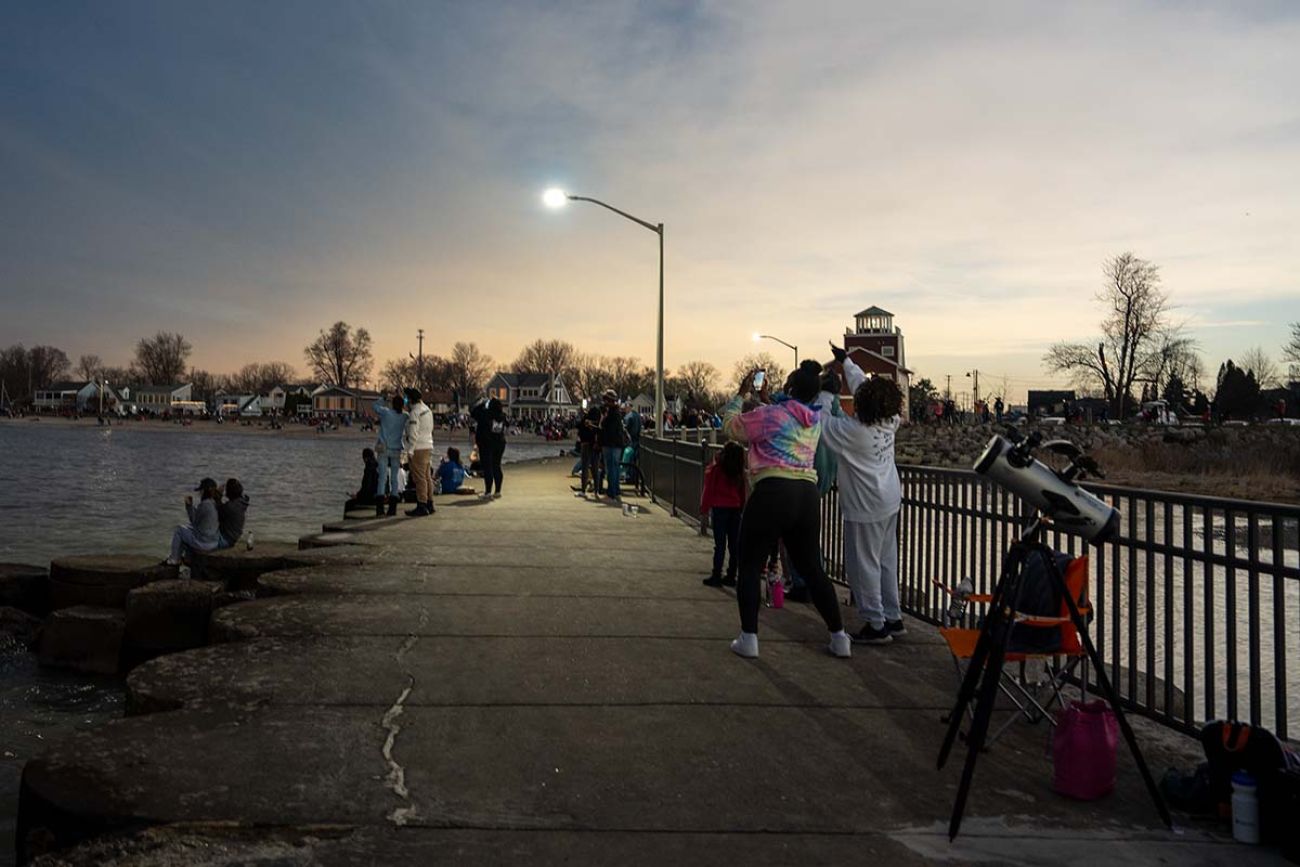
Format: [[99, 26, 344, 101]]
[[373, 399, 407, 452], [438, 460, 466, 493]]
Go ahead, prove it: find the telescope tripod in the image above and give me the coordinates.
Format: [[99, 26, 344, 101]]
[[936, 517, 1172, 840]]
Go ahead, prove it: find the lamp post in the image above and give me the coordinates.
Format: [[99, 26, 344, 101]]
[[966, 369, 980, 408], [752, 332, 798, 368], [544, 188, 664, 432]]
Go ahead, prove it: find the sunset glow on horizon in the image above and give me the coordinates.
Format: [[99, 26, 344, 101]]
[[3, 2, 1298, 403]]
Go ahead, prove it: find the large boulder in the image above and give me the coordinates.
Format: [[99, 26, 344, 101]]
[[0, 562, 49, 615], [0, 605, 42, 650], [189, 542, 312, 592], [124, 580, 219, 657], [48, 555, 176, 610], [37, 606, 125, 675]]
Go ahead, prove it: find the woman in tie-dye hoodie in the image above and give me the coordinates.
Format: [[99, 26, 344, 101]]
[[722, 360, 851, 660]]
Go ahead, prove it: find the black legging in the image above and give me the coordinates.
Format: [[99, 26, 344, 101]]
[[479, 438, 505, 494], [737, 477, 843, 634]]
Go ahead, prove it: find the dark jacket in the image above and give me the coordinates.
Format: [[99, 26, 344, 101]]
[[355, 456, 379, 503], [578, 407, 600, 445], [217, 494, 250, 545], [471, 399, 507, 447], [599, 405, 626, 448]]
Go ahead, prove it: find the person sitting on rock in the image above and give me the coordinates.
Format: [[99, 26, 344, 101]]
[[217, 477, 249, 549], [166, 477, 222, 565], [344, 448, 381, 514]]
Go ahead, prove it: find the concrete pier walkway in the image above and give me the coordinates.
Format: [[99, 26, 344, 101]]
[[17, 459, 1273, 864]]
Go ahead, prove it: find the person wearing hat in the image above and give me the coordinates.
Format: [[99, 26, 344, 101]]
[[165, 477, 223, 565], [598, 388, 627, 502]]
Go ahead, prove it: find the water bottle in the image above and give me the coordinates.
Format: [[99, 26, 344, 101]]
[[245, 531, 255, 551], [947, 577, 973, 622], [1231, 771, 1260, 844], [770, 573, 784, 608]]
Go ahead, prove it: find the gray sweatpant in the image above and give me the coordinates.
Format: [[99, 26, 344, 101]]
[[844, 513, 900, 628]]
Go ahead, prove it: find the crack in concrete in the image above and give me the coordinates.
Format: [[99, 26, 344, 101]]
[[382, 606, 428, 827]]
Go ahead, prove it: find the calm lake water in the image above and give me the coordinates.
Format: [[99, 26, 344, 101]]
[[0, 422, 566, 566], [0, 421, 568, 865]]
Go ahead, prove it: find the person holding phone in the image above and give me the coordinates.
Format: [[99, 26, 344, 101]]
[[471, 396, 508, 498], [165, 477, 222, 565], [722, 361, 851, 660]]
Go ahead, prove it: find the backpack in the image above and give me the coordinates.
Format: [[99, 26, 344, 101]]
[[1201, 720, 1300, 845]]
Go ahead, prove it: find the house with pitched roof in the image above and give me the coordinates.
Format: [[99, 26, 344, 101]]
[[484, 372, 573, 420], [33, 381, 120, 413]]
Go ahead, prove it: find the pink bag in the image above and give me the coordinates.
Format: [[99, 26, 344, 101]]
[[1052, 700, 1119, 800]]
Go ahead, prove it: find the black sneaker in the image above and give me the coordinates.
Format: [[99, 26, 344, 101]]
[[721, 575, 737, 587], [702, 576, 724, 587], [854, 623, 893, 645], [885, 619, 907, 636], [405, 504, 430, 517]]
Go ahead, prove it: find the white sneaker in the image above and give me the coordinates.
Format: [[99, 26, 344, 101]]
[[828, 631, 852, 658], [729, 631, 759, 659]]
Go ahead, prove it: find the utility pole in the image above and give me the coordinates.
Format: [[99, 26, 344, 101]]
[[417, 329, 424, 385], [966, 369, 980, 408], [945, 374, 952, 401]]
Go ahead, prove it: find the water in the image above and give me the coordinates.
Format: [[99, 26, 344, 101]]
[[0, 421, 569, 864], [0, 422, 567, 564]]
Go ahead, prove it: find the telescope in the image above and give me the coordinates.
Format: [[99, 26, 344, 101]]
[[973, 429, 1119, 545]]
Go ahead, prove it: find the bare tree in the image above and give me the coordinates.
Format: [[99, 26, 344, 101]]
[[676, 360, 719, 403], [1238, 346, 1279, 389], [134, 332, 193, 385], [1144, 326, 1202, 396], [447, 342, 493, 403], [380, 355, 452, 396], [303, 322, 373, 388], [77, 354, 103, 382], [511, 339, 578, 378], [27, 345, 71, 388], [230, 361, 296, 394], [1043, 252, 1169, 417], [1282, 322, 1300, 371], [731, 352, 787, 391], [571, 354, 610, 402]]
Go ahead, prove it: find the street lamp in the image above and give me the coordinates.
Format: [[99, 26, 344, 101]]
[[543, 187, 665, 431], [753, 332, 798, 368]]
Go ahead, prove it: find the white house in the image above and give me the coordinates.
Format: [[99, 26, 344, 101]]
[[213, 393, 262, 417], [484, 372, 574, 420], [630, 392, 683, 422], [260, 384, 312, 413], [33, 381, 120, 413], [133, 383, 194, 414]]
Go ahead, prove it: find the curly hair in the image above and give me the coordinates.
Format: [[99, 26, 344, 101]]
[[853, 377, 903, 425]]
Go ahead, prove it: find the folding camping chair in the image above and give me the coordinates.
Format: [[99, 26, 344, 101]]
[[934, 555, 1092, 746]]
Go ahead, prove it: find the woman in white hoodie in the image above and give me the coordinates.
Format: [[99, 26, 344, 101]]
[[817, 344, 905, 645]]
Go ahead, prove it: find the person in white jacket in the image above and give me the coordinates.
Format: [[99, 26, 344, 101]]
[[817, 343, 905, 645], [402, 387, 436, 517]]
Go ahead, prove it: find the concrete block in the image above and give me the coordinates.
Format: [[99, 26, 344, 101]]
[[37, 605, 125, 675], [48, 555, 176, 610], [124, 580, 219, 653], [0, 605, 42, 650], [189, 542, 311, 591], [0, 561, 49, 615]]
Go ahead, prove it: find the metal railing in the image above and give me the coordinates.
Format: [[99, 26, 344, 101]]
[[641, 433, 1299, 740]]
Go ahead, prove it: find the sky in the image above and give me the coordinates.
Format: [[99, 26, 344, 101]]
[[2, 0, 1298, 403]]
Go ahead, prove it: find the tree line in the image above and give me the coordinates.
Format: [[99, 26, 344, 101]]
[[1042, 252, 1300, 418]]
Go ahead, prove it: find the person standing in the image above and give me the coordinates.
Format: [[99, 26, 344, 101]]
[[723, 362, 851, 660], [402, 388, 435, 516], [817, 344, 904, 644], [624, 403, 644, 495], [373, 393, 407, 516], [471, 396, 507, 498], [577, 403, 601, 497], [166, 477, 222, 565], [700, 441, 746, 587], [598, 389, 626, 502]]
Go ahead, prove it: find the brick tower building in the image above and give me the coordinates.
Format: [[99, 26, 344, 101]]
[[833, 306, 912, 421]]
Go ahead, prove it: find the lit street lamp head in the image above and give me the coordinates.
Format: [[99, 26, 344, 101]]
[[542, 188, 568, 209], [752, 332, 762, 342]]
